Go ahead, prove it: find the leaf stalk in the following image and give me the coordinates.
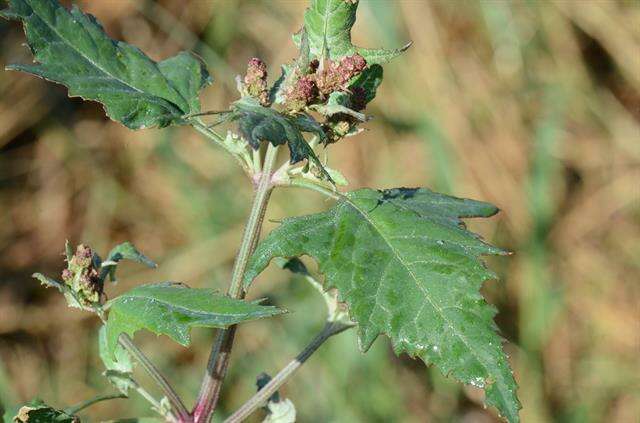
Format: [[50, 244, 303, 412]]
[[190, 119, 253, 177], [223, 321, 352, 423], [118, 334, 190, 422], [63, 393, 127, 415]]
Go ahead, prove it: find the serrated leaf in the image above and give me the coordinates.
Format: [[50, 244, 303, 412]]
[[32, 273, 84, 309], [32, 273, 64, 290], [101, 242, 156, 284], [230, 98, 333, 182], [303, 0, 408, 64], [245, 188, 520, 422], [105, 282, 284, 358], [356, 43, 412, 65], [99, 326, 135, 395], [3, 0, 211, 129], [12, 400, 77, 423]]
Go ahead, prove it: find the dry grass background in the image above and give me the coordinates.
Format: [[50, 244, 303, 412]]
[[0, 0, 639, 422]]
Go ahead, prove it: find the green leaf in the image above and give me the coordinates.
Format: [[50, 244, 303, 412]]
[[3, 0, 211, 129], [230, 98, 333, 182], [32, 273, 84, 310], [12, 400, 77, 423], [245, 188, 520, 422], [32, 273, 64, 291], [105, 282, 285, 358], [350, 64, 383, 106], [303, 0, 409, 64], [98, 326, 135, 395], [357, 43, 412, 65], [310, 92, 366, 121], [309, 65, 381, 120], [101, 242, 157, 284], [276, 257, 310, 276]]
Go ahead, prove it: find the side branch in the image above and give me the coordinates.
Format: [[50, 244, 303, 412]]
[[118, 334, 190, 421], [223, 321, 352, 423]]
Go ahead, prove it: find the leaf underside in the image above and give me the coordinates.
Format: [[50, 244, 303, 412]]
[[303, 0, 410, 63], [230, 97, 333, 181], [3, 0, 210, 129], [102, 241, 157, 284], [105, 282, 284, 358], [245, 188, 520, 422], [99, 326, 136, 395]]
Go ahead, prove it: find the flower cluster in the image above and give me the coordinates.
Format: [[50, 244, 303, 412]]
[[62, 244, 104, 308], [243, 58, 269, 106], [284, 53, 368, 111]]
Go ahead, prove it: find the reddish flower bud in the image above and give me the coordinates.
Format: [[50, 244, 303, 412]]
[[340, 54, 366, 74], [285, 75, 318, 111], [335, 53, 367, 85], [314, 54, 367, 97], [244, 57, 270, 106], [245, 58, 267, 80], [72, 244, 93, 268], [61, 268, 73, 282]]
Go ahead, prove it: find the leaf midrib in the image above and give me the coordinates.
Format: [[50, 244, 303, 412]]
[[117, 292, 269, 320], [27, 2, 187, 114], [318, 0, 333, 62], [340, 194, 514, 416]]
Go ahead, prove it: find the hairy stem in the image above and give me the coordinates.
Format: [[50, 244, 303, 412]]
[[63, 393, 127, 415], [118, 334, 190, 421], [193, 144, 280, 422], [223, 322, 352, 423]]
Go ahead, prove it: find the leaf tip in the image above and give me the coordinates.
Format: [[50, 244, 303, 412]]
[[502, 249, 515, 257]]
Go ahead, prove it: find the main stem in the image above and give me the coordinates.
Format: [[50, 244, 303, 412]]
[[193, 144, 279, 422]]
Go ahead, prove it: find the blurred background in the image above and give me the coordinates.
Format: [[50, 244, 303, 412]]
[[0, 0, 638, 422]]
